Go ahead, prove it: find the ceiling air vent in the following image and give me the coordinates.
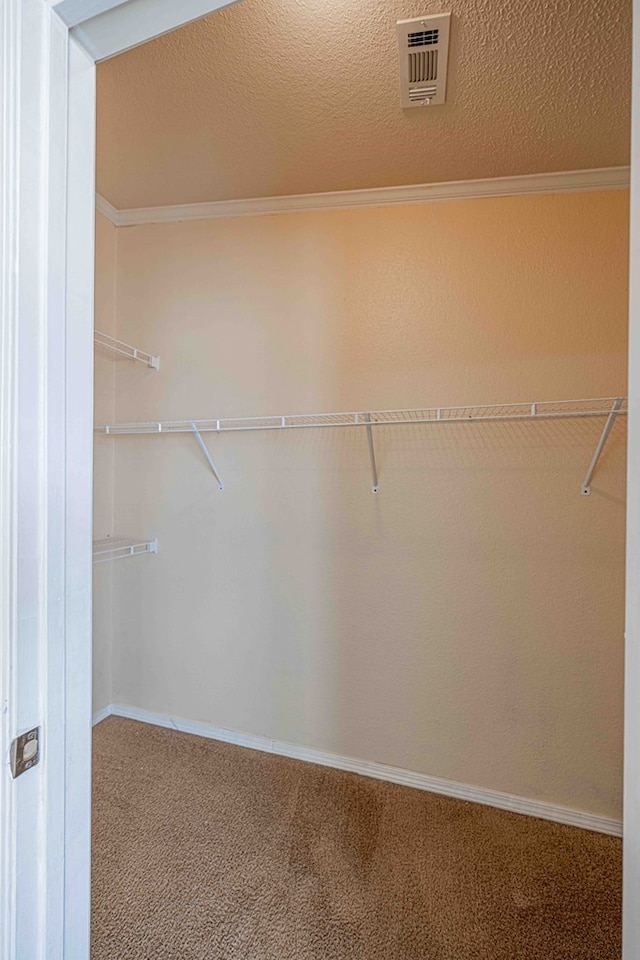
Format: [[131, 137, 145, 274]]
[[397, 13, 451, 108]]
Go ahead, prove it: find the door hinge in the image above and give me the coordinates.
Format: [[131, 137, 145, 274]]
[[10, 727, 40, 778]]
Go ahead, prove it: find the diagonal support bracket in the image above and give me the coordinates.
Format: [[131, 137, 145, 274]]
[[363, 413, 379, 493], [191, 422, 224, 491], [581, 398, 623, 495]]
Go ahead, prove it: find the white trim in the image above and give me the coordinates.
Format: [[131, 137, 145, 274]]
[[1, 5, 96, 957], [0, 2, 20, 952], [97, 166, 631, 227], [49, 0, 131, 28], [623, 0, 640, 954], [62, 44, 96, 957], [92, 704, 113, 725], [95, 193, 120, 225], [50, 0, 131, 28], [95, 704, 623, 838], [69, 0, 243, 62]]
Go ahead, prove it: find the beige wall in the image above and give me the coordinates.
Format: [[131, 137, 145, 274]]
[[98, 191, 628, 818], [93, 211, 117, 713]]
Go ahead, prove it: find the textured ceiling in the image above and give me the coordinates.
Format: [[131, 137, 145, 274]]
[[96, 0, 632, 209]]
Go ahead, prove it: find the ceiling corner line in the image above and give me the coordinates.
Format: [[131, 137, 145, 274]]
[[95, 193, 123, 226], [96, 167, 631, 229]]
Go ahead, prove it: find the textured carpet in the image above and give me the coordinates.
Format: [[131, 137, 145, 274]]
[[91, 717, 621, 960]]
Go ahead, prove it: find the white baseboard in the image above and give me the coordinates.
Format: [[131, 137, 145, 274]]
[[92, 703, 113, 725], [92, 703, 622, 838]]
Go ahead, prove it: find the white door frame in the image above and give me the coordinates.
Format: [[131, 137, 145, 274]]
[[0, 0, 637, 957], [624, 0, 640, 956], [0, 2, 239, 958]]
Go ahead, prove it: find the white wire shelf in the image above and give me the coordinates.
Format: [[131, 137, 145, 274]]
[[96, 397, 627, 435], [92, 538, 158, 564], [94, 331, 159, 370], [94, 396, 627, 496]]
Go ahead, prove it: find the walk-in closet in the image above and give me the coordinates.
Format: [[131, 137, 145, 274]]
[[90, 1, 631, 957]]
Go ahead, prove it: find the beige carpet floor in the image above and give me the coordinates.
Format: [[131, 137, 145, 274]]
[[91, 717, 621, 960]]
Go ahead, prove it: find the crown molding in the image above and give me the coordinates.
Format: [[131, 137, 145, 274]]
[[96, 166, 630, 227], [95, 193, 122, 225]]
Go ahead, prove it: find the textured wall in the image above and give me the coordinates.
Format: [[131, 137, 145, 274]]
[[93, 211, 117, 713], [96, 0, 632, 208], [105, 191, 628, 818]]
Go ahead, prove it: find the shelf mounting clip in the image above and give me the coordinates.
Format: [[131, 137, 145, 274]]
[[191, 423, 224, 491], [581, 397, 624, 495]]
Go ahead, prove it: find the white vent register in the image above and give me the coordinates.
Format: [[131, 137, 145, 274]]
[[397, 13, 451, 108]]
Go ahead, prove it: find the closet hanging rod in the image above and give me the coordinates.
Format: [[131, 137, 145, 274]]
[[96, 396, 628, 436], [94, 331, 160, 370]]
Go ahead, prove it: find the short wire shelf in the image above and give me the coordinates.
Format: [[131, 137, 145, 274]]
[[94, 331, 159, 370], [92, 538, 158, 564]]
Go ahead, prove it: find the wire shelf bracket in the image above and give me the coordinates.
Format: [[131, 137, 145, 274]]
[[96, 396, 628, 495], [92, 537, 158, 564], [581, 397, 625, 495], [94, 331, 160, 370], [191, 423, 224, 491], [362, 413, 379, 493]]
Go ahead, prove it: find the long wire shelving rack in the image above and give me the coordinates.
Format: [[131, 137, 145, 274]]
[[96, 396, 627, 496]]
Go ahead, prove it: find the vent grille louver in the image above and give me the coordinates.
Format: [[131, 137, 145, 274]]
[[397, 13, 451, 108], [408, 86, 438, 102], [407, 28, 439, 47], [409, 50, 438, 84]]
